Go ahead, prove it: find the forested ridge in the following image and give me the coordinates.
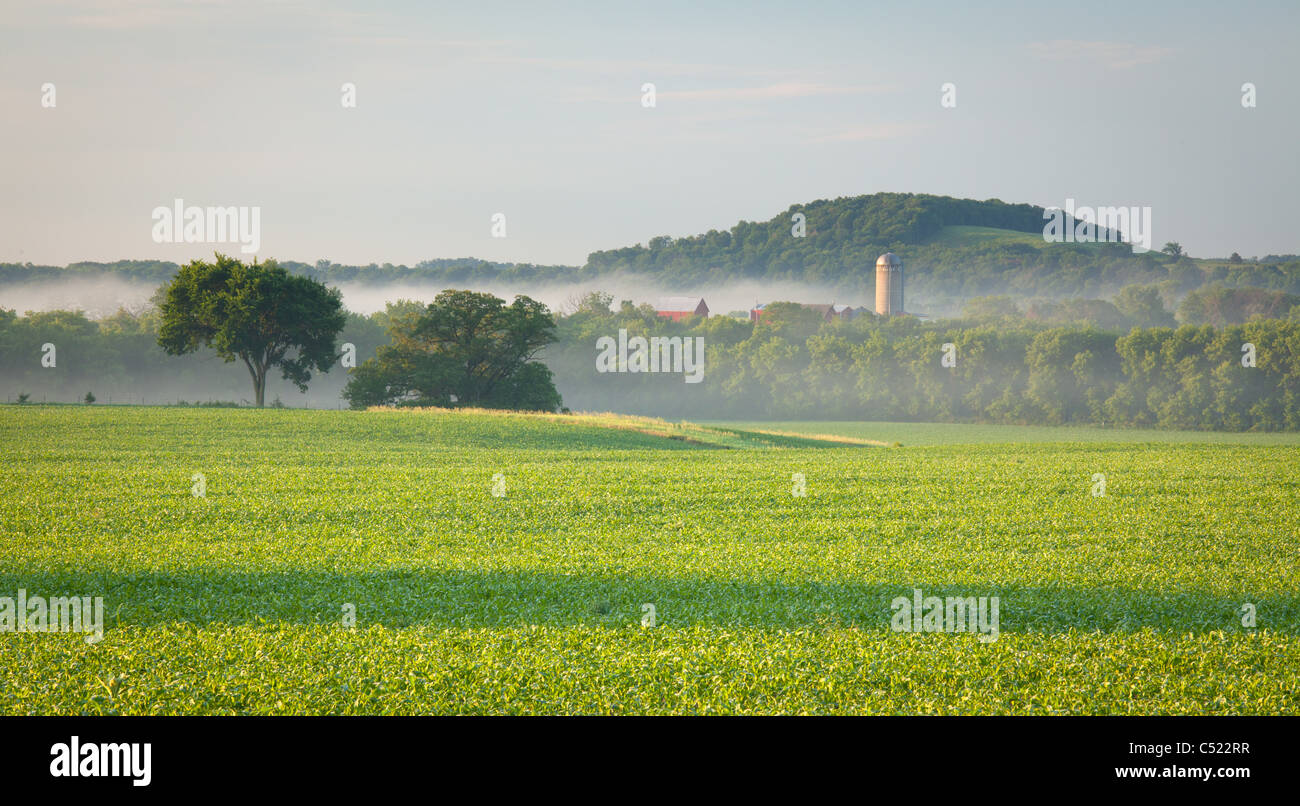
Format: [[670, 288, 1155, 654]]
[[5, 193, 1300, 307]]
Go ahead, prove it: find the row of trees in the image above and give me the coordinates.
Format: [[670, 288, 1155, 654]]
[[0, 258, 563, 411], [961, 284, 1300, 329], [0, 259, 385, 407], [0, 257, 576, 287], [544, 294, 1300, 430], [6, 259, 1300, 429]]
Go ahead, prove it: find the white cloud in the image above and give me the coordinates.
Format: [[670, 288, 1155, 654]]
[[566, 80, 889, 105], [806, 122, 930, 143], [1028, 40, 1175, 70], [481, 55, 787, 78], [660, 81, 888, 101], [8, 0, 376, 32]]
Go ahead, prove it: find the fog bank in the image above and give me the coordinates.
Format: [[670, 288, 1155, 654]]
[[0, 277, 159, 317], [2, 274, 881, 319], [331, 274, 874, 317]]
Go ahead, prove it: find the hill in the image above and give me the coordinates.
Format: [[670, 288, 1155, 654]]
[[584, 192, 1058, 284], [578, 193, 1298, 307], [4, 193, 1298, 312]]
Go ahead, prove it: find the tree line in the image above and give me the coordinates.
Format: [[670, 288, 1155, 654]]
[[6, 262, 1300, 430], [546, 293, 1300, 430], [0, 257, 562, 411], [962, 284, 1300, 329], [0, 261, 388, 407]]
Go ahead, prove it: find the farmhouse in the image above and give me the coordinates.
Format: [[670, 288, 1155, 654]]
[[655, 297, 709, 321]]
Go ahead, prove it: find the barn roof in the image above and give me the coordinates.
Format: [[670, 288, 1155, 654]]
[[656, 296, 707, 312]]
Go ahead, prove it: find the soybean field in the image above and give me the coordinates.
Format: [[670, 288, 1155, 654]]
[[1, 406, 1297, 714]]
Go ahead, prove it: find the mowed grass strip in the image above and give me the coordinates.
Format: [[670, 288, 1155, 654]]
[[1, 406, 1298, 714]]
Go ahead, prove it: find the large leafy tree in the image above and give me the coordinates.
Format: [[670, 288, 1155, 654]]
[[158, 254, 346, 406], [343, 289, 560, 410], [1113, 284, 1176, 328]]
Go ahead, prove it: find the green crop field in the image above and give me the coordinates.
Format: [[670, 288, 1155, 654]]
[[922, 223, 1122, 250], [2, 406, 1298, 715], [924, 224, 1054, 248], [716, 420, 1300, 446]]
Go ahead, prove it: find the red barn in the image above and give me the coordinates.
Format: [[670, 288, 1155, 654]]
[[655, 297, 709, 321]]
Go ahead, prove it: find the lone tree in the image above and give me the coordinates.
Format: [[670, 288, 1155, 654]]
[[158, 254, 347, 407], [344, 289, 560, 410]]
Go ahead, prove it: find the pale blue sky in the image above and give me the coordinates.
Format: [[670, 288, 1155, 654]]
[[1, 0, 1296, 266]]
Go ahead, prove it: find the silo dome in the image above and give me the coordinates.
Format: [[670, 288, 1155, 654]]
[[874, 252, 904, 316]]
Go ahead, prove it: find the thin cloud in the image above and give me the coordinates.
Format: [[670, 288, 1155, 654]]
[[482, 55, 788, 78], [27, 0, 300, 29], [662, 81, 888, 101], [1028, 40, 1175, 69], [323, 35, 515, 49], [15, 0, 382, 32], [567, 80, 890, 104], [806, 122, 931, 143]]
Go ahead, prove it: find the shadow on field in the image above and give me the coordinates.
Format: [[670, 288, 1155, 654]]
[[0, 569, 1294, 634]]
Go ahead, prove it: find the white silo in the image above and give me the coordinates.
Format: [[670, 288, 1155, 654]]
[[875, 252, 903, 316]]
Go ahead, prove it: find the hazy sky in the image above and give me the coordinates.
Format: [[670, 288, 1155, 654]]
[[1, 0, 1296, 267]]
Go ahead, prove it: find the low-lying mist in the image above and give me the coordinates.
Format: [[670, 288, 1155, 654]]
[[0, 274, 883, 319], [0, 277, 160, 318], [329, 275, 878, 317]]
